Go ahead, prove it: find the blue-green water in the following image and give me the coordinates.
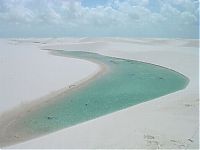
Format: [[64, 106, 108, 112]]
[[2, 51, 189, 145]]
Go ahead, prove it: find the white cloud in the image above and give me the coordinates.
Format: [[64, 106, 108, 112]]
[[0, 0, 35, 24], [0, 0, 198, 38]]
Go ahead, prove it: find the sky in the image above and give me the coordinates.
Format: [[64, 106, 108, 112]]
[[0, 0, 199, 38]]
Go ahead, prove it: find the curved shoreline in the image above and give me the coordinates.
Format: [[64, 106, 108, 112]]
[[5, 38, 198, 149], [0, 51, 107, 148], [0, 49, 189, 148], [0, 53, 105, 116]]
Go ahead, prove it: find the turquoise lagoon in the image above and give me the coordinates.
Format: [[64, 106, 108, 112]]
[[22, 51, 188, 137]]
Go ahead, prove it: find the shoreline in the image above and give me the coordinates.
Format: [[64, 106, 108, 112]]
[[1, 38, 198, 149], [0, 51, 106, 115], [48, 48, 190, 82], [1, 49, 189, 147], [0, 39, 101, 114], [0, 49, 107, 147]]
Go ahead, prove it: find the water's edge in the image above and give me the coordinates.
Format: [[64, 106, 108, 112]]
[[0, 50, 189, 148]]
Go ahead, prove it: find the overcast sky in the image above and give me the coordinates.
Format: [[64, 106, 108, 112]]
[[0, 0, 199, 38]]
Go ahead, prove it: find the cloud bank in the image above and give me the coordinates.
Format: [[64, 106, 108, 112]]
[[0, 0, 199, 38]]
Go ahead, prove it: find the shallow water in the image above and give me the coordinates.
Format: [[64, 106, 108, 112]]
[[3, 51, 189, 145]]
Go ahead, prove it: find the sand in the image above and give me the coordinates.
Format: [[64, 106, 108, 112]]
[[2, 38, 199, 149], [0, 39, 100, 113]]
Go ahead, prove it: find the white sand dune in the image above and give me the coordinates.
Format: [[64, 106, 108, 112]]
[[0, 39, 100, 113], [3, 38, 199, 149]]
